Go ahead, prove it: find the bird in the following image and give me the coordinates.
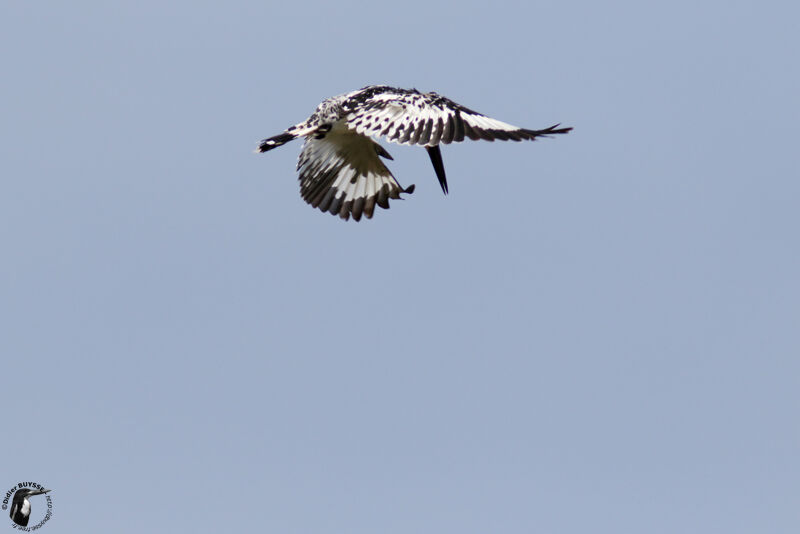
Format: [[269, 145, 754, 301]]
[[256, 85, 572, 221], [9, 487, 50, 527]]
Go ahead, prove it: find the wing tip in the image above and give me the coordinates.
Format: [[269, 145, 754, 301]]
[[543, 123, 574, 135]]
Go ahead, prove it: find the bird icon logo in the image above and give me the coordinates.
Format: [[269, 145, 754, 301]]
[[3, 484, 53, 528]]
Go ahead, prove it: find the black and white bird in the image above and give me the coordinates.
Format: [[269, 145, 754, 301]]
[[257, 85, 571, 221], [9, 487, 50, 527]]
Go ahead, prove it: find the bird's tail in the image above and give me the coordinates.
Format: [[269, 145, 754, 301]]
[[256, 131, 298, 153]]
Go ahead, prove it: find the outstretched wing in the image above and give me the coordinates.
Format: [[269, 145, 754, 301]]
[[297, 130, 414, 221], [344, 86, 571, 147]]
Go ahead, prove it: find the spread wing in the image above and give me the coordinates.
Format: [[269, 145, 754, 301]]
[[345, 87, 571, 147], [297, 130, 414, 221]]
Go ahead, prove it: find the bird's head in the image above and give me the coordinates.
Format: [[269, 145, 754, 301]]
[[10, 487, 51, 527]]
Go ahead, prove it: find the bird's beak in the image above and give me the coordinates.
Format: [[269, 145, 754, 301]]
[[32, 488, 51, 496]]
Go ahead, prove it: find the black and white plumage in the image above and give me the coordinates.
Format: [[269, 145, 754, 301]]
[[257, 85, 571, 221], [9, 487, 50, 527]]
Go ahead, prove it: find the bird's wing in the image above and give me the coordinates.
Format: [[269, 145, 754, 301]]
[[345, 88, 570, 146], [297, 130, 414, 221], [9, 496, 29, 527]]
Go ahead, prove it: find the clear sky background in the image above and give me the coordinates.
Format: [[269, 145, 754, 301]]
[[2, 1, 798, 533]]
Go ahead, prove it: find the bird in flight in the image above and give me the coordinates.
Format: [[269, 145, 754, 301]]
[[257, 85, 571, 221]]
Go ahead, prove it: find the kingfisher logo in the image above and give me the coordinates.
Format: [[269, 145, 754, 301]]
[[2, 483, 52, 531]]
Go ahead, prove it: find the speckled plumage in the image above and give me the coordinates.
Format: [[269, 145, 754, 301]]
[[257, 85, 571, 221]]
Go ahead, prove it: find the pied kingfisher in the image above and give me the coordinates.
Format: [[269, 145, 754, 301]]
[[257, 85, 571, 221], [9, 487, 50, 527]]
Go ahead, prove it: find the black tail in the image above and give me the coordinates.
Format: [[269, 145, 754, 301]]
[[256, 132, 297, 153], [426, 145, 448, 195]]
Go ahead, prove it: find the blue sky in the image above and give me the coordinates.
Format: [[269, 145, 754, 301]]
[[2, 1, 798, 533]]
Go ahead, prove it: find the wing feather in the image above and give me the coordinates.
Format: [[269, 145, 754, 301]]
[[345, 87, 572, 147], [297, 130, 413, 221]]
